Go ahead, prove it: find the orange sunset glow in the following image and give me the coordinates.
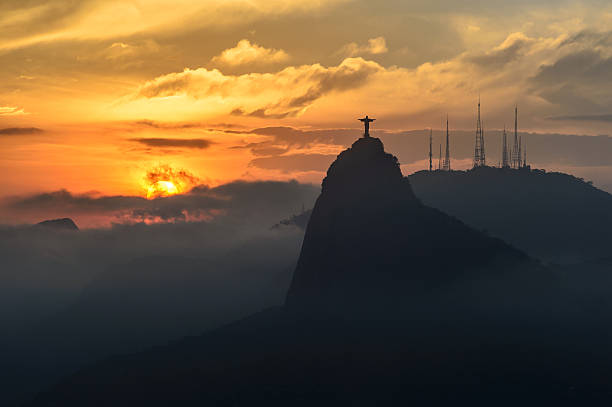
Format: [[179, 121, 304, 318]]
[[1, 0, 612, 227]]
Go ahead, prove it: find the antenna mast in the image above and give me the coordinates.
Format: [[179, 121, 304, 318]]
[[512, 105, 520, 168], [429, 129, 433, 171], [523, 135, 527, 168], [518, 136, 522, 168], [502, 125, 510, 168], [443, 116, 451, 171], [473, 96, 486, 167]]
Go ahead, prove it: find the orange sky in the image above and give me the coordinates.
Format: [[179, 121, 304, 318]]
[[1, 0, 612, 224]]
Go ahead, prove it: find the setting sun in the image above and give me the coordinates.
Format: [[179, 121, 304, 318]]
[[143, 164, 199, 199], [147, 180, 179, 199]]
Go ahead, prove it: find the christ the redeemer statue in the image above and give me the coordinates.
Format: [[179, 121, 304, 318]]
[[359, 115, 375, 138]]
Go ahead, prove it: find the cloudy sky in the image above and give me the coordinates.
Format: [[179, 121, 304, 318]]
[[1, 0, 612, 225]]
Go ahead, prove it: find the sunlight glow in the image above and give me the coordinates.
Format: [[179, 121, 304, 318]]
[[147, 180, 179, 199]]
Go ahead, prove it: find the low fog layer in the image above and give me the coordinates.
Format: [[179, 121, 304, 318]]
[[0, 180, 318, 406], [1, 180, 318, 327]]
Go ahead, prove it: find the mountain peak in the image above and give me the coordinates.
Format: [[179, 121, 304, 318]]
[[36, 218, 79, 231], [324, 137, 402, 186], [320, 137, 418, 212], [286, 136, 531, 311]]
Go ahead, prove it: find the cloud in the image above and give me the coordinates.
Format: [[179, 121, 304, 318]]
[[113, 29, 612, 128], [9, 189, 148, 214], [468, 32, 533, 68], [130, 138, 213, 149], [0, 0, 350, 51], [529, 48, 612, 112], [231, 108, 295, 119], [128, 57, 383, 118], [132, 120, 205, 129], [4, 180, 320, 226], [0, 106, 26, 116], [547, 114, 612, 122], [560, 30, 612, 48], [212, 39, 289, 67], [337, 36, 388, 57], [101, 40, 160, 60], [74, 40, 163, 70], [250, 153, 337, 173], [232, 125, 612, 176], [113, 31, 548, 123], [245, 126, 359, 150], [0, 127, 43, 135]]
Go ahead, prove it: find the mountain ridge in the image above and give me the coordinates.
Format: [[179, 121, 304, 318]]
[[410, 166, 612, 263]]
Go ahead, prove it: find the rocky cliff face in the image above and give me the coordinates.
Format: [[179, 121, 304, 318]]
[[286, 137, 531, 310]]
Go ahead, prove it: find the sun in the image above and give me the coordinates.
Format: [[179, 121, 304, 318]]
[[143, 164, 199, 199], [147, 180, 179, 199]]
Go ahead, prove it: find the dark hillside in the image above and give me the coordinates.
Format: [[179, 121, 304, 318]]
[[410, 167, 612, 263]]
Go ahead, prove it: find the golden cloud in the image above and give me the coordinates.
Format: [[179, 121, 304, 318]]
[[337, 36, 388, 57], [212, 40, 290, 67], [112, 30, 612, 134], [0, 106, 27, 116], [123, 57, 383, 118], [0, 0, 351, 51]]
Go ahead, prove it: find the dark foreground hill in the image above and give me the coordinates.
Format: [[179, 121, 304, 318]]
[[29, 137, 612, 406], [410, 167, 612, 263]]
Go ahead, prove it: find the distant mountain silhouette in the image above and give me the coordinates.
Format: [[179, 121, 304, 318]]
[[35, 218, 79, 231], [410, 167, 612, 263], [28, 137, 612, 406], [273, 208, 312, 230]]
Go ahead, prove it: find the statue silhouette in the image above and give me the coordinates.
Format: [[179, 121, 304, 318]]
[[358, 115, 375, 138]]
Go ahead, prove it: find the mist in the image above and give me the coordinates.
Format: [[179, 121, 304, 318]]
[[0, 180, 318, 405]]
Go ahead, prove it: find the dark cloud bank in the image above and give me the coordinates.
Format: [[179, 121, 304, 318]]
[[548, 114, 612, 123], [6, 180, 317, 223], [130, 137, 213, 149], [0, 127, 43, 135]]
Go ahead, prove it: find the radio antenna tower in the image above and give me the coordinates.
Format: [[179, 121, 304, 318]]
[[481, 121, 485, 165], [429, 128, 433, 171], [443, 116, 451, 171], [512, 105, 521, 168], [438, 144, 442, 170], [502, 125, 510, 168], [473, 96, 486, 167], [523, 135, 527, 168]]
